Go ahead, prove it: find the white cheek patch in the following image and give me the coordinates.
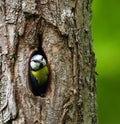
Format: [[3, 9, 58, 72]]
[[42, 59, 46, 66], [30, 61, 40, 70]]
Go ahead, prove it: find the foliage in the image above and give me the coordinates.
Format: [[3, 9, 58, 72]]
[[92, 0, 120, 123]]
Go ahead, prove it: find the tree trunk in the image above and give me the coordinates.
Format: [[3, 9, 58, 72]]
[[0, 0, 97, 124]]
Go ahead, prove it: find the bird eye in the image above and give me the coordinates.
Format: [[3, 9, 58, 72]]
[[33, 60, 40, 63], [41, 57, 43, 61]]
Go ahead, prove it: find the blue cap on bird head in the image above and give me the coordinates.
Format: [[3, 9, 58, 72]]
[[31, 54, 43, 62]]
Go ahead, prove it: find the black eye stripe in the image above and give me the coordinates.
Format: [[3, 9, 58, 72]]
[[33, 60, 40, 63]]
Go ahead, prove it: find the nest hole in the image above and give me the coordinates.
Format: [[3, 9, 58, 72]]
[[28, 34, 51, 97]]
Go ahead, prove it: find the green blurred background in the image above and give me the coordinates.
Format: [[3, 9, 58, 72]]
[[92, 0, 120, 123]]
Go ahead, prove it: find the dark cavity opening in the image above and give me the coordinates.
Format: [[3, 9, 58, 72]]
[[29, 34, 50, 97]]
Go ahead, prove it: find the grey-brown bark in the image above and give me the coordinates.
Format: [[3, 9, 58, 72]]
[[0, 0, 97, 124]]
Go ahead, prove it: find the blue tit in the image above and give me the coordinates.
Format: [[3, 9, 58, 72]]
[[30, 54, 49, 96]]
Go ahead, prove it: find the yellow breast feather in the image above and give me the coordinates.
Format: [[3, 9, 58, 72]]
[[31, 66, 49, 85]]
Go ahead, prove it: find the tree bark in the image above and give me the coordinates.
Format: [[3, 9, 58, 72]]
[[0, 0, 97, 124]]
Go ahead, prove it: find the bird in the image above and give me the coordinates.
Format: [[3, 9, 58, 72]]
[[30, 54, 49, 96]]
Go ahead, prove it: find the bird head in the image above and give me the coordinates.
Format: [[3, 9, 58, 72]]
[[30, 54, 47, 71]]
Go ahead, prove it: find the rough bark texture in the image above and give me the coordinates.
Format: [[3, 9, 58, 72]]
[[0, 0, 97, 124]]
